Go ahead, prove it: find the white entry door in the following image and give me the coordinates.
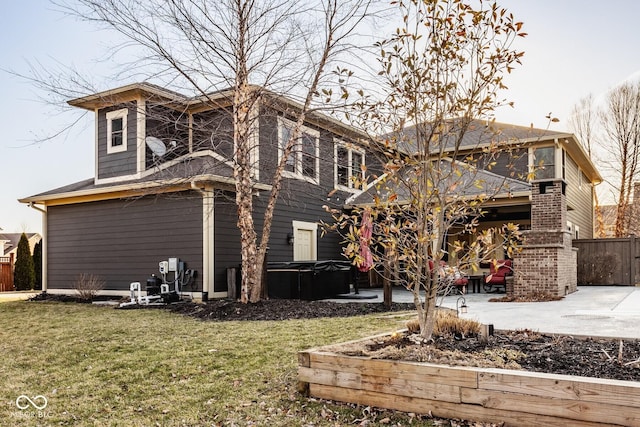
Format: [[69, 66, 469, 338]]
[[292, 220, 317, 261]]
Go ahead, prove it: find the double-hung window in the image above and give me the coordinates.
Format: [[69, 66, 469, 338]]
[[106, 108, 128, 154], [278, 117, 319, 184], [335, 142, 365, 191]]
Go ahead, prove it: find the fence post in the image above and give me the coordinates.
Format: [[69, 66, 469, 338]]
[[631, 235, 637, 286]]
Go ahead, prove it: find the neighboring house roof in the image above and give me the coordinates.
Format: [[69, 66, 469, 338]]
[[346, 158, 531, 208], [0, 233, 41, 256]]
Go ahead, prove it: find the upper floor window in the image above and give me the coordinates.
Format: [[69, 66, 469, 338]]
[[106, 108, 128, 154], [532, 146, 555, 179], [278, 117, 319, 184], [335, 142, 365, 191]]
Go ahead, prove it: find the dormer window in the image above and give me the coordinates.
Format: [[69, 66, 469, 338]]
[[106, 108, 128, 154]]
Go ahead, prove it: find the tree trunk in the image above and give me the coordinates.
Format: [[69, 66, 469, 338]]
[[234, 6, 259, 303], [419, 292, 438, 340], [383, 246, 392, 308]]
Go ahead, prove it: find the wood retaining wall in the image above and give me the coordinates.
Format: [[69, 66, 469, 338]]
[[298, 346, 640, 426]]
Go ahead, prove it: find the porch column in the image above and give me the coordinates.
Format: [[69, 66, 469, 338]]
[[513, 179, 577, 297]]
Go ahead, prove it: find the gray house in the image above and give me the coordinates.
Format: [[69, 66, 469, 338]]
[[20, 83, 375, 300]]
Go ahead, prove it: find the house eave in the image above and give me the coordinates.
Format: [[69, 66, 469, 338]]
[[263, 90, 370, 144], [67, 82, 186, 110], [344, 190, 531, 210], [19, 175, 271, 206]]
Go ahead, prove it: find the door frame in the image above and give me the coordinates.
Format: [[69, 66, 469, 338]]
[[292, 220, 318, 261]]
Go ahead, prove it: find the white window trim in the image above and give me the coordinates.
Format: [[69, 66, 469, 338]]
[[334, 141, 365, 192], [529, 145, 556, 180], [106, 108, 128, 154], [578, 168, 584, 190], [277, 116, 320, 185]]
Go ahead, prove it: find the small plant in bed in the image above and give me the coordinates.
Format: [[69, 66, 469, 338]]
[[73, 273, 106, 301]]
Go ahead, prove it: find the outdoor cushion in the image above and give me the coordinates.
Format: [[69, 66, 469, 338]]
[[486, 259, 512, 284]]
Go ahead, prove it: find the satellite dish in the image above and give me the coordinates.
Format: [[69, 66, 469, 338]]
[[146, 136, 167, 157]]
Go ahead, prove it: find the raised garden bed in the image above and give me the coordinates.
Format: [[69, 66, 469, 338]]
[[298, 333, 640, 427]]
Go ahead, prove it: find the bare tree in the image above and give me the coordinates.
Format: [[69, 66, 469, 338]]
[[42, 0, 375, 302], [568, 94, 605, 236], [327, 0, 526, 340], [599, 82, 640, 237]]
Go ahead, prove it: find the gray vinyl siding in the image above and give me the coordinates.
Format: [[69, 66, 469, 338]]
[[145, 103, 190, 168], [214, 193, 241, 293], [47, 192, 203, 292], [565, 153, 594, 239], [97, 104, 138, 179], [212, 192, 344, 293], [211, 110, 350, 290], [210, 109, 374, 291], [192, 109, 234, 157], [257, 110, 367, 258]]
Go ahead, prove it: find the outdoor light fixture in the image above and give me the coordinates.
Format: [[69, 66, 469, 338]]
[[287, 233, 294, 245], [456, 296, 468, 315]]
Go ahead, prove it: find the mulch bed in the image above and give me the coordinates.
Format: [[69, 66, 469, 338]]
[[29, 292, 416, 319], [166, 298, 416, 320], [356, 329, 640, 382]]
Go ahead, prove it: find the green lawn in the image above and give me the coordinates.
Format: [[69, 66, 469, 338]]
[[0, 301, 429, 426]]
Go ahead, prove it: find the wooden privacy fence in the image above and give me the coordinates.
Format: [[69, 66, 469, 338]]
[[0, 254, 14, 292], [574, 237, 640, 286]]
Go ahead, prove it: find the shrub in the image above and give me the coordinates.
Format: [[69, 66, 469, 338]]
[[13, 233, 35, 290], [32, 240, 42, 290], [406, 309, 481, 338], [73, 273, 106, 301]]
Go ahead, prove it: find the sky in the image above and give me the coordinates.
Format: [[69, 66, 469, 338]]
[[2, 0, 640, 234]]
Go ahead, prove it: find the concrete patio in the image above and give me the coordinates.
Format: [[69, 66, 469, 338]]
[[329, 286, 640, 339]]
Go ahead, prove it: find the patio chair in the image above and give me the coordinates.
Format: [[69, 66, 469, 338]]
[[430, 261, 468, 295], [483, 259, 512, 293]]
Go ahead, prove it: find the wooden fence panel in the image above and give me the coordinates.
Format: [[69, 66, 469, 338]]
[[0, 254, 14, 292], [574, 237, 638, 286]]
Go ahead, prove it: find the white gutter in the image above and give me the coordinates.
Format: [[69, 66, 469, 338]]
[[19, 174, 272, 205], [27, 203, 47, 292]]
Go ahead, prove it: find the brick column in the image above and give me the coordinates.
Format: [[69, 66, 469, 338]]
[[513, 179, 577, 297]]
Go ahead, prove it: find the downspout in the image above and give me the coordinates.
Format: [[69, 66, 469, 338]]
[[27, 202, 47, 292]]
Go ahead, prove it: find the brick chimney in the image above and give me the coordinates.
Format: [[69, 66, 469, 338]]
[[513, 179, 577, 297]]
